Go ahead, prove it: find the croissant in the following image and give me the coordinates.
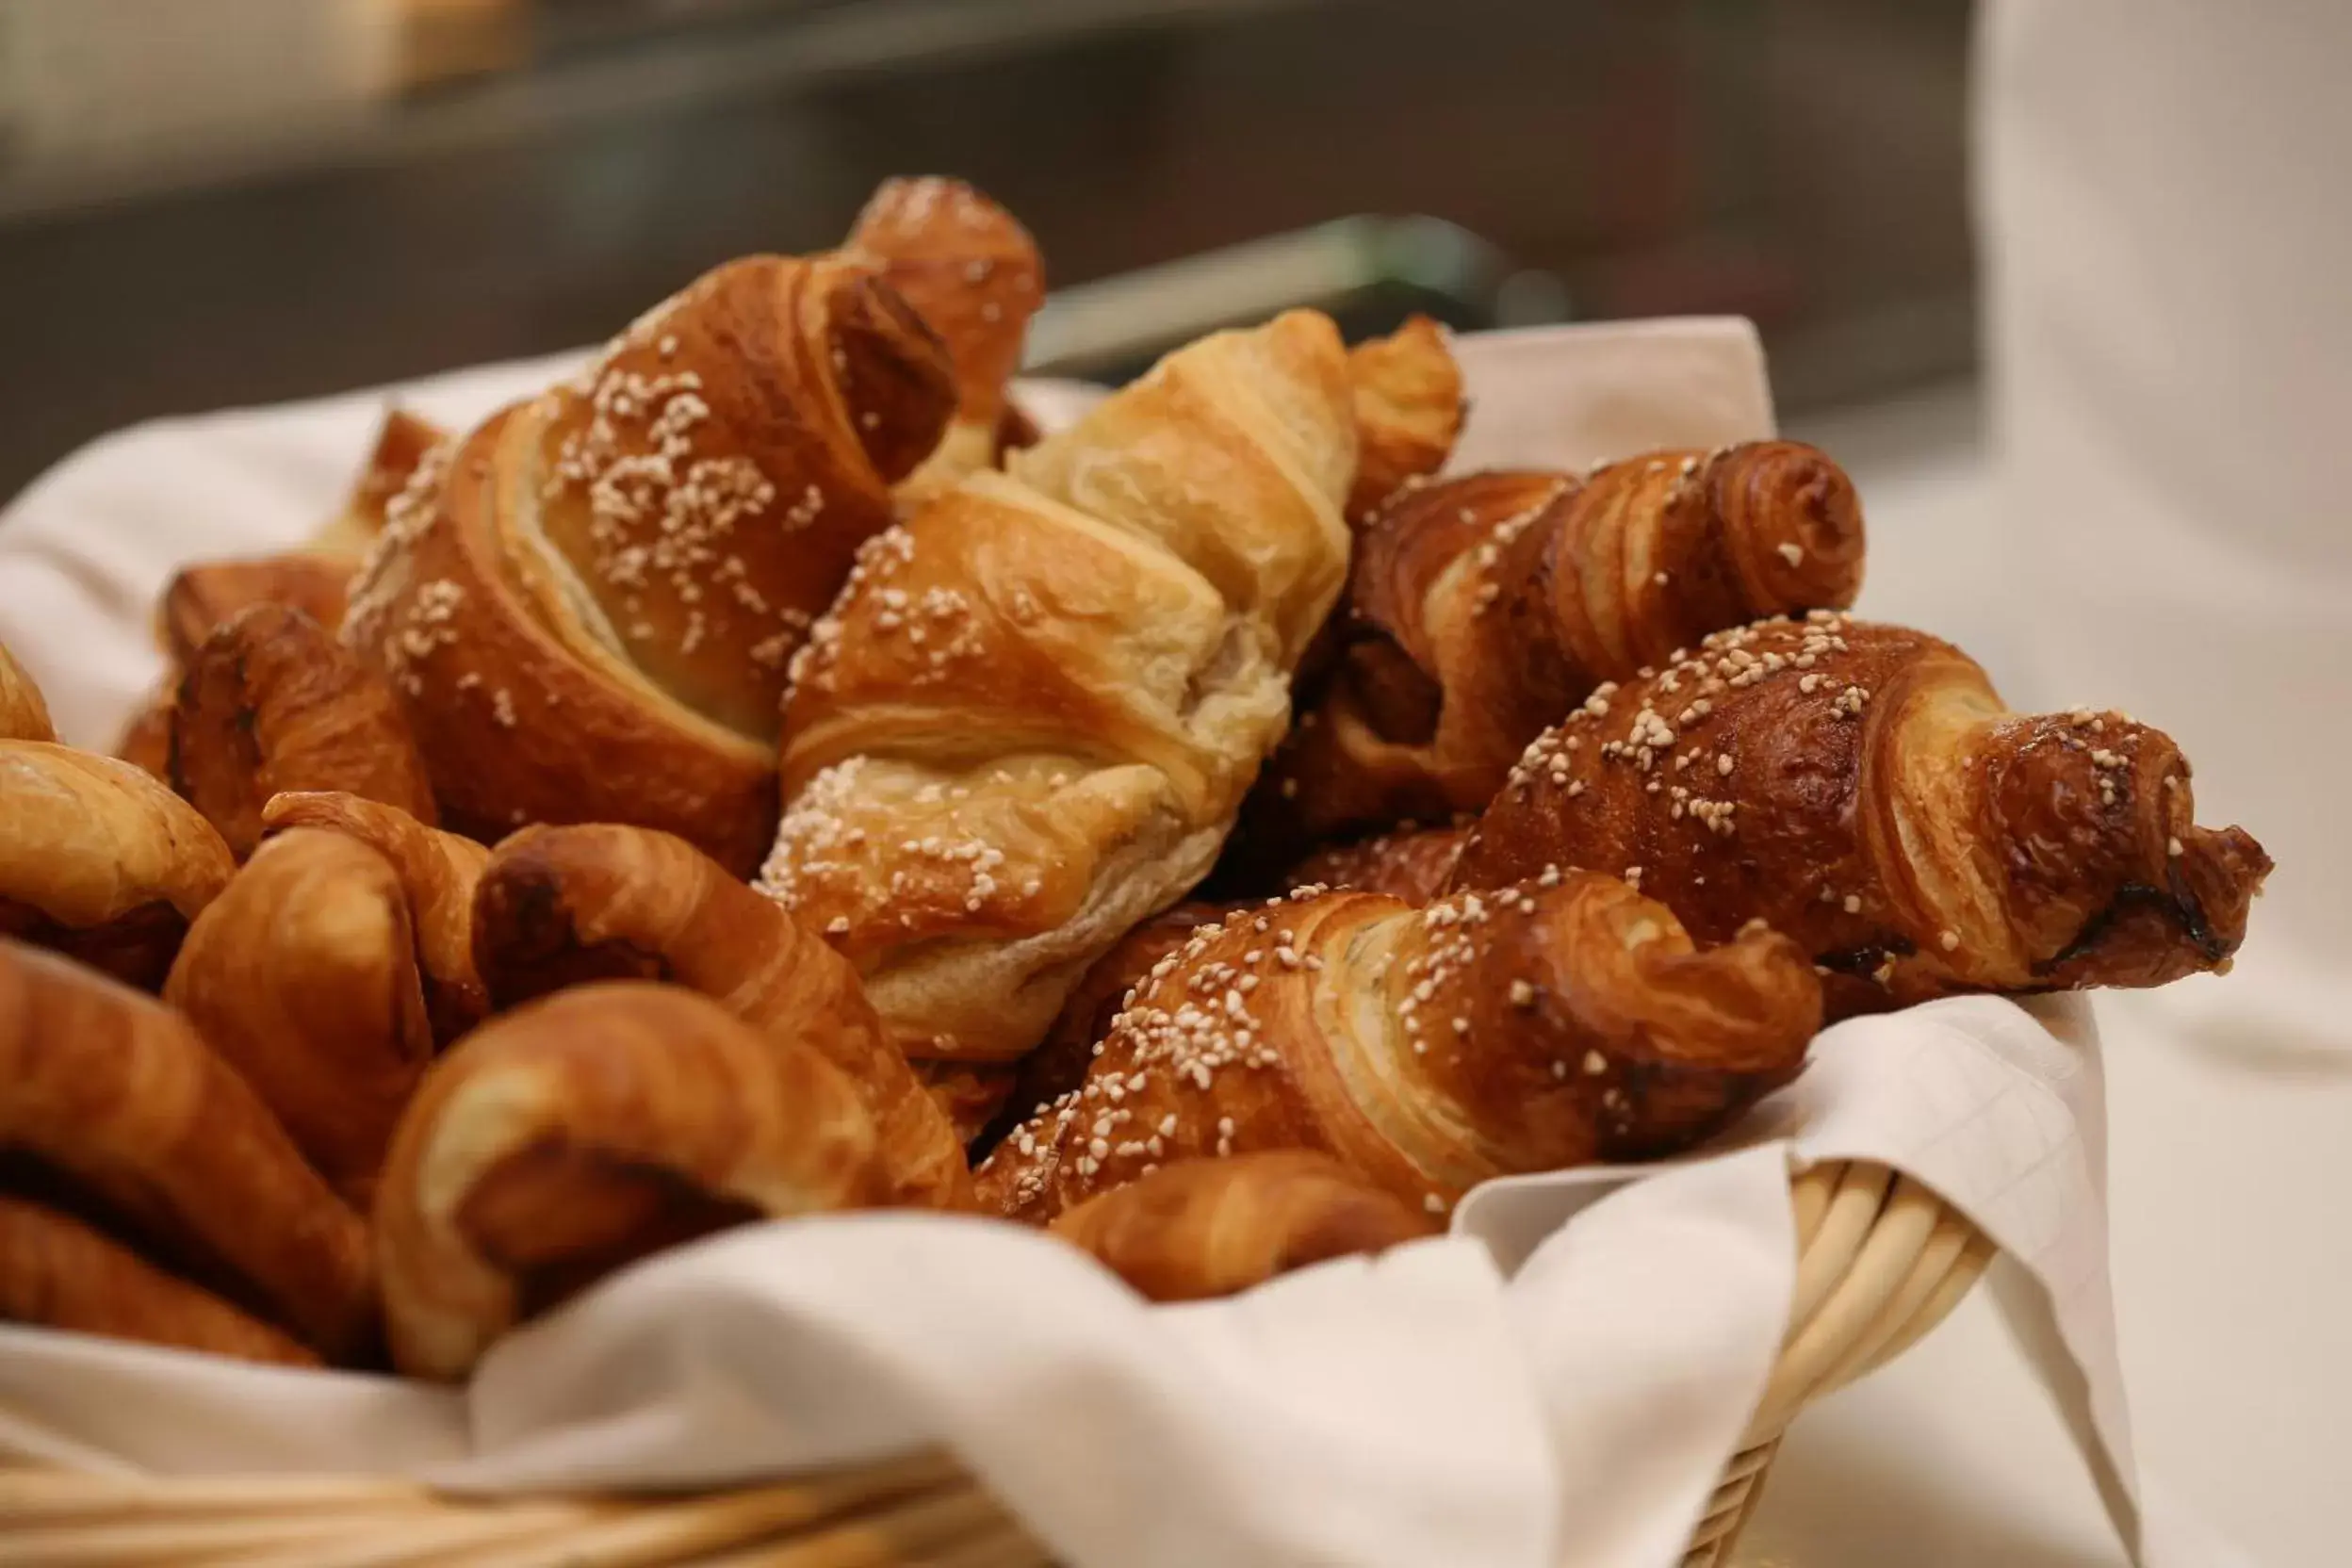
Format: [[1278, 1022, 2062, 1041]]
[[1240, 444, 1867, 856], [0, 742, 235, 988], [342, 253, 956, 873], [1453, 614, 2273, 1016], [170, 603, 436, 860], [163, 830, 433, 1208], [845, 176, 1046, 504], [259, 792, 490, 1042], [0, 940, 377, 1361], [976, 872, 1821, 1224], [0, 639, 56, 743], [1344, 316, 1466, 527], [471, 823, 970, 1209], [0, 1195, 318, 1366], [1004, 902, 1238, 1150], [375, 981, 879, 1380], [1048, 1150, 1438, 1302], [1286, 825, 1468, 904], [760, 311, 1357, 1064]]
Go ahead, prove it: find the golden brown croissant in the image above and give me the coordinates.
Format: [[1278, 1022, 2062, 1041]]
[[342, 253, 956, 874], [1241, 445, 1866, 855], [760, 311, 1358, 1065], [375, 981, 879, 1380], [163, 830, 433, 1208], [1048, 1150, 1438, 1301], [976, 872, 1821, 1224], [259, 792, 490, 1042], [0, 639, 56, 743], [1286, 825, 1468, 904], [0, 940, 377, 1361], [1454, 614, 2273, 1016], [0, 1194, 319, 1366], [471, 823, 970, 1209], [170, 603, 437, 861], [0, 742, 235, 988], [1344, 316, 1466, 527], [845, 176, 1046, 504]]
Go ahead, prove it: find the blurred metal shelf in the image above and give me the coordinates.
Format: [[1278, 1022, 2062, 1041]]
[[1024, 215, 1558, 382], [0, 0, 1975, 506], [0, 0, 1343, 228]]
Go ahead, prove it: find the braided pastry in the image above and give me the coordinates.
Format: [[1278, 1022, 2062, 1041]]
[[760, 311, 1357, 1063]]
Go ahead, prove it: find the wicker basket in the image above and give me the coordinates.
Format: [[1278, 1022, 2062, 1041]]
[[0, 1159, 1987, 1568]]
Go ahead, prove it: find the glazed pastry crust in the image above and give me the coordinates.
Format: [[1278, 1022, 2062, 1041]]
[[1454, 614, 2272, 1015], [763, 311, 1358, 1062], [1246, 443, 1865, 850], [1287, 826, 1468, 904], [847, 175, 1046, 506], [341, 254, 956, 871], [978, 873, 1820, 1222]]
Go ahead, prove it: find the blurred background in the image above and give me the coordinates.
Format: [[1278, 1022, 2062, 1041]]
[[0, 0, 1969, 501]]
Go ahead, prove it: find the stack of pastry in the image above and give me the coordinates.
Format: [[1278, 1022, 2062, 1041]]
[[0, 175, 2271, 1385]]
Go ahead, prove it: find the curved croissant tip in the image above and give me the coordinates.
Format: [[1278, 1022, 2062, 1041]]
[[259, 789, 424, 844], [1725, 440, 1866, 609], [2173, 820, 2272, 959], [826, 268, 957, 482], [1474, 872, 1819, 1075], [258, 790, 330, 830], [1993, 714, 2274, 987], [853, 175, 1030, 245], [1647, 922, 1825, 1062]]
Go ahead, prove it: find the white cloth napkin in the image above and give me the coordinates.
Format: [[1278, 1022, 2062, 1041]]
[[0, 321, 2214, 1567]]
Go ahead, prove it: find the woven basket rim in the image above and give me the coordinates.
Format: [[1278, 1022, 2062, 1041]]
[[0, 1156, 1986, 1568]]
